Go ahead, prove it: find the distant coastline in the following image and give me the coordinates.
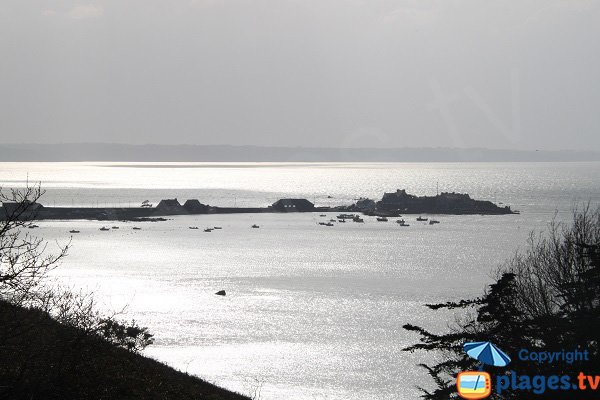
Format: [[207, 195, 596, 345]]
[[1, 143, 600, 162]]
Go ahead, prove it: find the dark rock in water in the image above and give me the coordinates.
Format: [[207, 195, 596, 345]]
[[215, 290, 226, 296]]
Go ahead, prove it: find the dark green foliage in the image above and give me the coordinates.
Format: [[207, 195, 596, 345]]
[[97, 318, 154, 353], [403, 207, 600, 399]]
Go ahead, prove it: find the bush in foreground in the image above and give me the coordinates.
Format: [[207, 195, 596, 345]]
[[403, 206, 600, 399]]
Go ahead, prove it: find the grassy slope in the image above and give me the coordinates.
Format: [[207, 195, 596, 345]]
[[0, 300, 251, 400]]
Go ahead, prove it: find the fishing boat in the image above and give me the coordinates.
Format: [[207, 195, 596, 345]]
[[132, 227, 141, 230], [429, 219, 440, 225], [111, 226, 119, 229], [251, 224, 260, 228], [325, 222, 334, 226], [69, 230, 80, 234], [99, 227, 110, 231], [204, 228, 213, 232], [189, 226, 199, 230], [376, 217, 388, 222], [213, 226, 222, 229], [353, 216, 364, 223], [416, 216, 428, 222]]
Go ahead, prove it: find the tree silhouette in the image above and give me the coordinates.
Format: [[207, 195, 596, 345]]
[[404, 206, 600, 399]]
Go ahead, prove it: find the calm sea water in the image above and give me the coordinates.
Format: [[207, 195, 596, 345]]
[[1, 162, 599, 399]]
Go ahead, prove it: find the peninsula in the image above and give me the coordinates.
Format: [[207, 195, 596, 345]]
[[0, 189, 516, 221]]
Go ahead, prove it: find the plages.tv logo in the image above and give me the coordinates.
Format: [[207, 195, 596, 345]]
[[456, 341, 511, 399], [456, 371, 491, 399]]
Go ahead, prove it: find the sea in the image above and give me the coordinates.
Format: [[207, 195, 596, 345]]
[[1, 162, 599, 399]]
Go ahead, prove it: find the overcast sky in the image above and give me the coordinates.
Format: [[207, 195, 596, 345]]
[[1, 1, 599, 150]]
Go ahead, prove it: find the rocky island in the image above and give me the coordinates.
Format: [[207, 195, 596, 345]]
[[343, 189, 517, 216]]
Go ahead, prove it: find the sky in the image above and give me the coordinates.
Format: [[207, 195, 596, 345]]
[[0, 1, 599, 150]]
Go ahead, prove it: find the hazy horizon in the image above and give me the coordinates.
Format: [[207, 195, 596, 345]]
[[2, 1, 600, 151], [1, 143, 600, 162], [3, 141, 600, 151]]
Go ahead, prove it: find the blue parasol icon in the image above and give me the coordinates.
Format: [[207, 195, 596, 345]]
[[464, 341, 511, 367]]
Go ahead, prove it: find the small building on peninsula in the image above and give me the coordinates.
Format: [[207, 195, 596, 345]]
[[271, 199, 315, 212], [183, 199, 209, 214], [155, 199, 186, 215], [1, 200, 44, 219]]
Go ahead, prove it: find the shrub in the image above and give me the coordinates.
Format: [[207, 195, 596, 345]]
[[403, 206, 600, 399]]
